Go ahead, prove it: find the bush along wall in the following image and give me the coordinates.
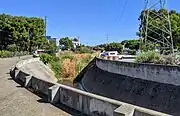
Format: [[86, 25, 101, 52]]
[[135, 51, 180, 65], [0, 51, 29, 58], [40, 53, 61, 79]]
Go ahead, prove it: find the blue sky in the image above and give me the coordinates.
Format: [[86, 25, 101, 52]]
[[0, 0, 180, 45]]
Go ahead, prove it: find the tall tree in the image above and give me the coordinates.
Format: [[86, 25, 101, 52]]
[[59, 37, 73, 50], [0, 14, 47, 52], [104, 42, 123, 53], [125, 40, 140, 50]]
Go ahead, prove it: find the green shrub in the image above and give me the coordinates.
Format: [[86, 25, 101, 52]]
[[39, 53, 52, 64], [0, 50, 29, 58], [160, 54, 180, 65], [136, 52, 180, 65], [7, 44, 17, 52], [79, 47, 92, 54], [50, 60, 61, 79], [74, 46, 93, 54], [39, 53, 61, 78], [51, 55, 59, 62], [135, 51, 161, 63], [0, 51, 13, 58]]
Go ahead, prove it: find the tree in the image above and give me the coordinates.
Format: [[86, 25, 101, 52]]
[[125, 40, 140, 50], [59, 37, 73, 50], [6, 44, 17, 52], [121, 40, 128, 45], [0, 13, 47, 52], [45, 41, 57, 53], [0, 29, 12, 50], [104, 42, 123, 53]]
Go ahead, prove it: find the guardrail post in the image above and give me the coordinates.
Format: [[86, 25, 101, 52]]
[[24, 75, 32, 87], [48, 84, 60, 103], [14, 70, 20, 80]]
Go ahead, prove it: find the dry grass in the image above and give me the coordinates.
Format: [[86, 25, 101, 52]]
[[59, 53, 93, 82], [61, 59, 76, 78]]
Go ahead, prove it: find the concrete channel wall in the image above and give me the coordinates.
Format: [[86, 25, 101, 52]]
[[96, 58, 180, 86], [81, 63, 180, 115], [11, 58, 171, 116]]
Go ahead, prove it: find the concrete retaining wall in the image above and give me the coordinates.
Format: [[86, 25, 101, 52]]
[[55, 84, 171, 116], [81, 64, 180, 115], [11, 58, 171, 116], [96, 58, 180, 86]]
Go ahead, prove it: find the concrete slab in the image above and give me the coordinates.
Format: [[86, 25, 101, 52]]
[[20, 60, 57, 82]]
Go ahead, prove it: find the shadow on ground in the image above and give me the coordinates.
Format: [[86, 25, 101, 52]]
[[9, 71, 87, 116]]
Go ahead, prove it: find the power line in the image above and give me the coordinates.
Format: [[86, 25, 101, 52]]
[[119, 0, 129, 23]]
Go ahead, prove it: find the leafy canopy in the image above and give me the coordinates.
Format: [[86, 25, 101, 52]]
[[0, 13, 47, 52], [59, 37, 73, 50], [105, 42, 123, 53], [125, 40, 140, 50]]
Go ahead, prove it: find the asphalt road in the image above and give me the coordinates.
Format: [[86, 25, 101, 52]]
[[0, 56, 73, 116]]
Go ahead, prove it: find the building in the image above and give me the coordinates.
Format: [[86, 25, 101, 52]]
[[45, 36, 57, 45], [50, 38, 56, 44], [45, 36, 51, 40], [72, 38, 80, 48]]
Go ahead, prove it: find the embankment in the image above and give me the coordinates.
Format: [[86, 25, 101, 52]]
[[75, 57, 180, 115], [10, 58, 169, 116]]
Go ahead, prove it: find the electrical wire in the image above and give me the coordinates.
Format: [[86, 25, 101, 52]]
[[119, 0, 129, 23]]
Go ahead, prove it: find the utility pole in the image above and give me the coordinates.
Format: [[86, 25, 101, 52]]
[[106, 34, 109, 46], [77, 36, 80, 43], [44, 16, 47, 37]]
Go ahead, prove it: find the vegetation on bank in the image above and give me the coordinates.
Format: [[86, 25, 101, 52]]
[[136, 51, 180, 65], [60, 53, 93, 81], [39, 53, 60, 78], [40, 52, 93, 82]]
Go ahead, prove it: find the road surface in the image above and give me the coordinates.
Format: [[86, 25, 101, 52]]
[[0, 56, 78, 116]]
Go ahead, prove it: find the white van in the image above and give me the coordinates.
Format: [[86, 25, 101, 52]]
[[100, 51, 119, 57], [106, 51, 118, 56]]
